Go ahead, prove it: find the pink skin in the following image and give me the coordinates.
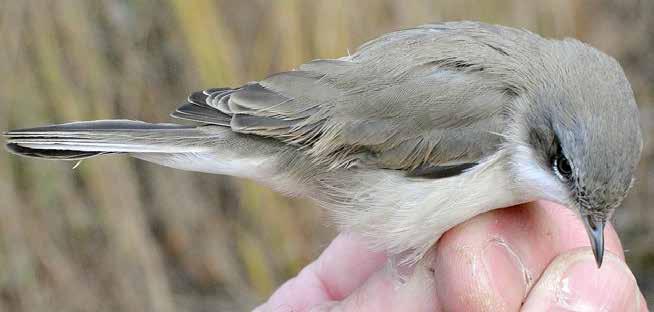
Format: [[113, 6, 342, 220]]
[[255, 201, 649, 312]]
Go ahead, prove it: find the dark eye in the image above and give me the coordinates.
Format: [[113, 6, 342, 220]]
[[553, 153, 572, 179]]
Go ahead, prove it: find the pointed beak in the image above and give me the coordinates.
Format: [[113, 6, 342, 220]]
[[582, 215, 605, 268]]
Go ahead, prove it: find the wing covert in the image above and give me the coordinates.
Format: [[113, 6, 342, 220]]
[[171, 22, 533, 171]]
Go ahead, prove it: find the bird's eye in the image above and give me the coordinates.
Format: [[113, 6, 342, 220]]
[[553, 153, 572, 179]]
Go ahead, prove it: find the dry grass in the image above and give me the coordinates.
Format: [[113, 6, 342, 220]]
[[0, 0, 651, 310]]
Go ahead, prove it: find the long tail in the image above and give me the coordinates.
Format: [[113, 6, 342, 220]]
[[5, 120, 218, 160]]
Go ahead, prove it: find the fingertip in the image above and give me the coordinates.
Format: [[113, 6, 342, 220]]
[[535, 200, 625, 260], [261, 233, 387, 311], [432, 211, 529, 310], [428, 201, 635, 311], [314, 233, 388, 299], [522, 249, 641, 311]]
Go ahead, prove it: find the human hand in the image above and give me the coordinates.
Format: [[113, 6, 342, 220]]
[[255, 201, 648, 311]]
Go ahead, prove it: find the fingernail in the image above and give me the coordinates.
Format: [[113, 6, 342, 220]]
[[482, 239, 530, 305], [551, 256, 639, 311]]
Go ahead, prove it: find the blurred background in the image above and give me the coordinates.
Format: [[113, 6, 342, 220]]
[[0, 0, 651, 311]]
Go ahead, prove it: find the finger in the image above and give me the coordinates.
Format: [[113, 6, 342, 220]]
[[522, 248, 647, 311], [310, 232, 388, 299], [430, 200, 624, 311], [311, 251, 441, 311], [256, 233, 387, 311]]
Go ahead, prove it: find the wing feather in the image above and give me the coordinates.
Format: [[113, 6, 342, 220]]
[[170, 22, 537, 171]]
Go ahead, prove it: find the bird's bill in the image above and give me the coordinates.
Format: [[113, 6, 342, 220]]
[[582, 215, 605, 268]]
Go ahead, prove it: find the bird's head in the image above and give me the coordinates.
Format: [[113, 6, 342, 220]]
[[506, 39, 642, 267]]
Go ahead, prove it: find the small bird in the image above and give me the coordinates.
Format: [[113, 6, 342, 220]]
[[5, 21, 642, 267]]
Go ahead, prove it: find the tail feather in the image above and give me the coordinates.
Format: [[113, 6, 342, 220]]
[[6, 143, 105, 160], [5, 119, 216, 160]]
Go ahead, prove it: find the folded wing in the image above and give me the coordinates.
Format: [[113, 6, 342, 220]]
[[172, 22, 532, 172]]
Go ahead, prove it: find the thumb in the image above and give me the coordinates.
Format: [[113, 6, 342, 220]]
[[522, 248, 647, 311]]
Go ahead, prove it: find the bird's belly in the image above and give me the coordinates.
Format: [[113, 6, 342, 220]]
[[322, 151, 529, 262]]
